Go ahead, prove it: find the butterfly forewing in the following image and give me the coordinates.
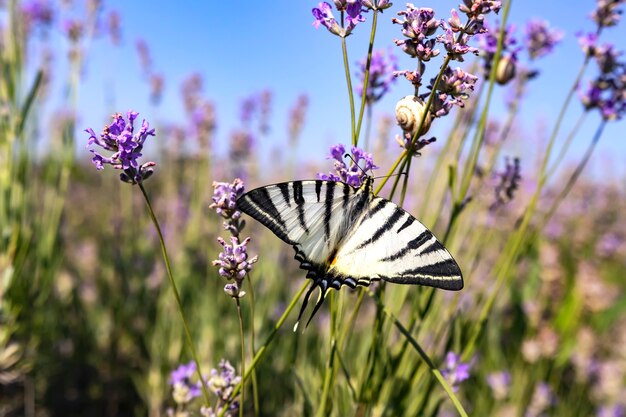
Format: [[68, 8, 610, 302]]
[[236, 180, 363, 266]]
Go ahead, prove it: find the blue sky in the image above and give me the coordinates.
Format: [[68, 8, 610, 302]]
[[73, 0, 626, 179]]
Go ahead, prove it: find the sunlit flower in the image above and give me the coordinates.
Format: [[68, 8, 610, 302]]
[[487, 371, 511, 400], [312, 1, 365, 37], [85, 111, 156, 184], [441, 352, 472, 392], [356, 48, 398, 104], [524, 19, 563, 60], [318, 144, 378, 187], [169, 361, 202, 404]]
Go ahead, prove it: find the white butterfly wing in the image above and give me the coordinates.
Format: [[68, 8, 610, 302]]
[[237, 180, 360, 266], [329, 196, 463, 290]]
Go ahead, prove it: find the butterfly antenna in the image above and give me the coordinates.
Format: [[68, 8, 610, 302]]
[[344, 153, 369, 177], [293, 282, 318, 332]]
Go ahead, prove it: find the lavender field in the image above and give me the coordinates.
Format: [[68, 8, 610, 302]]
[[1, 0, 626, 416]]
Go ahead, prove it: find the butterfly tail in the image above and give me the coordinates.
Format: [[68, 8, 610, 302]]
[[294, 281, 318, 332]]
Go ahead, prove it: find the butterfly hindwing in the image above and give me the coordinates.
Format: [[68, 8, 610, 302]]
[[329, 195, 463, 290]]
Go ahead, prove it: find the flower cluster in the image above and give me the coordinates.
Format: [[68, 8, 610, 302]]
[[169, 362, 202, 405], [318, 144, 377, 187], [312, 1, 366, 37], [392, 2, 499, 121], [591, 0, 626, 28], [524, 19, 563, 60], [490, 156, 522, 211], [210, 179, 245, 234], [85, 111, 156, 184], [392, 6, 441, 61], [486, 371, 511, 400], [210, 179, 256, 298], [201, 360, 242, 417], [578, 34, 626, 121], [20, 0, 54, 33], [356, 48, 398, 104], [441, 352, 472, 392], [213, 237, 258, 298]]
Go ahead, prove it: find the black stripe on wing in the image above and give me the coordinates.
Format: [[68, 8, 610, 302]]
[[384, 259, 463, 290], [381, 229, 434, 262], [356, 202, 404, 250], [237, 187, 295, 245]]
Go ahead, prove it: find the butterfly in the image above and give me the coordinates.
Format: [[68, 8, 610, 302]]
[[236, 176, 463, 329]]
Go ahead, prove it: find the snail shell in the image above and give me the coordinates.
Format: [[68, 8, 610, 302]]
[[395, 95, 433, 137]]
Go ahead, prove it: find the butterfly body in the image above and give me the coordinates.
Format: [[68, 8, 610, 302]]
[[237, 177, 463, 327]]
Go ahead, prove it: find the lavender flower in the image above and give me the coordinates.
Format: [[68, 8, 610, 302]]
[[317, 144, 378, 187], [524, 19, 563, 60], [395, 134, 436, 154], [476, 22, 520, 84], [208, 359, 241, 401], [429, 66, 479, 110], [85, 111, 156, 184], [598, 404, 626, 417], [312, 1, 365, 37], [20, 0, 54, 32], [591, 0, 626, 28], [200, 360, 241, 417], [486, 371, 511, 400], [438, 26, 479, 61], [441, 352, 472, 392], [392, 6, 441, 61], [578, 40, 626, 121], [212, 236, 258, 298], [63, 19, 84, 42], [106, 10, 121, 45], [356, 49, 398, 104], [458, 0, 502, 34], [490, 156, 521, 210], [169, 361, 202, 404], [210, 180, 244, 220], [287, 94, 309, 144], [525, 382, 555, 417]]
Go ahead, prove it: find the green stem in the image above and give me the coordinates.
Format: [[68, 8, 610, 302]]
[[219, 281, 309, 417], [137, 183, 212, 406], [236, 298, 245, 417], [544, 113, 587, 181], [341, 36, 356, 145], [354, 10, 379, 145], [246, 274, 260, 417], [541, 121, 605, 228], [365, 288, 469, 417], [456, 0, 512, 204]]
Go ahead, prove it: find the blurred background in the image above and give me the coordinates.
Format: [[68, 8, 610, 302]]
[[1, 0, 625, 416]]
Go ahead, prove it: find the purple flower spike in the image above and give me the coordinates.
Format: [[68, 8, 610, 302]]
[[591, 0, 626, 28], [85, 111, 156, 184], [313, 1, 365, 37], [356, 48, 398, 104], [524, 19, 563, 60], [441, 352, 473, 392], [431, 66, 479, 108], [212, 236, 258, 298], [169, 361, 202, 404], [208, 359, 242, 402], [392, 5, 442, 60], [318, 144, 378, 187]]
